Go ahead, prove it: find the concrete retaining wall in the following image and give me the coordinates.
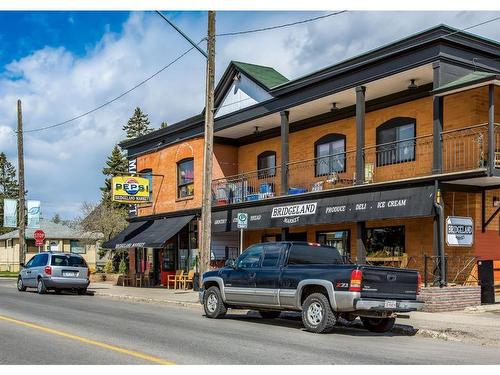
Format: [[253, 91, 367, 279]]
[[418, 286, 481, 312]]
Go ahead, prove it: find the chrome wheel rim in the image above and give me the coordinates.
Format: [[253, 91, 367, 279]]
[[18, 279, 23, 289], [37, 280, 42, 293], [207, 293, 218, 313], [307, 302, 324, 325]]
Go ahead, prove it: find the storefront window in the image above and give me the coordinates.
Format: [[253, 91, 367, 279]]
[[376, 118, 415, 166], [177, 158, 194, 198], [316, 230, 350, 257], [365, 226, 405, 257], [315, 134, 346, 176]]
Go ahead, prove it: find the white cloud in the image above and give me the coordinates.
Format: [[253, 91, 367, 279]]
[[0, 10, 498, 219]]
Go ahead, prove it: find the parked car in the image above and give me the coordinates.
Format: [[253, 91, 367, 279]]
[[199, 242, 423, 333], [17, 251, 90, 295]]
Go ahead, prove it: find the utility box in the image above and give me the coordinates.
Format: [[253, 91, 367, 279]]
[[478, 260, 495, 305]]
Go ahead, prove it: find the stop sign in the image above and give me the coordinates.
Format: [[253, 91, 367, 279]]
[[34, 229, 45, 247]]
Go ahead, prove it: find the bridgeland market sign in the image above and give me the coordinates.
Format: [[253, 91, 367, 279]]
[[212, 186, 435, 232]]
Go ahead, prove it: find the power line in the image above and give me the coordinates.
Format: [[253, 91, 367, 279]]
[[21, 42, 202, 133], [442, 15, 500, 39], [216, 10, 347, 37]]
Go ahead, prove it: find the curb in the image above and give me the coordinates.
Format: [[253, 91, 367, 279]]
[[92, 291, 201, 309]]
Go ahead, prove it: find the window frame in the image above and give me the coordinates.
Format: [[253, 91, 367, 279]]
[[365, 225, 406, 258], [314, 133, 347, 177], [257, 151, 277, 179], [177, 158, 194, 199], [70, 240, 86, 254], [139, 168, 153, 202], [375, 117, 416, 167]]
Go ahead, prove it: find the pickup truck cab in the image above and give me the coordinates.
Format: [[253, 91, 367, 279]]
[[200, 241, 423, 333]]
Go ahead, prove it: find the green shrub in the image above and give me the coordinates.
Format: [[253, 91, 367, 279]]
[[118, 258, 128, 275], [103, 259, 114, 274]]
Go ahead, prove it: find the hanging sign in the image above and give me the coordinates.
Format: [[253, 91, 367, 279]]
[[446, 216, 474, 247], [3, 198, 17, 228], [112, 176, 151, 203], [27, 200, 41, 228]]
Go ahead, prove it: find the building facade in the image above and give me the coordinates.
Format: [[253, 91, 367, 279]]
[[105, 25, 500, 287]]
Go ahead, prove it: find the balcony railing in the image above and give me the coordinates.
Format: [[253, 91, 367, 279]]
[[211, 123, 498, 206]]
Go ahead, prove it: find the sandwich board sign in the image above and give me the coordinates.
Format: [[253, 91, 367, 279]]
[[446, 216, 474, 247]]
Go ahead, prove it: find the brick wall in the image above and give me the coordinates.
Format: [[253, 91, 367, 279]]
[[419, 286, 481, 312]]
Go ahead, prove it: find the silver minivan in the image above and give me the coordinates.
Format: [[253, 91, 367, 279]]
[[17, 251, 90, 295]]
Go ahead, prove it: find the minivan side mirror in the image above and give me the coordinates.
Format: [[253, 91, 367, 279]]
[[19, 262, 25, 268], [225, 259, 236, 269]]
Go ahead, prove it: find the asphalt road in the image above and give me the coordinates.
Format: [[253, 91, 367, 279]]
[[1, 278, 500, 365]]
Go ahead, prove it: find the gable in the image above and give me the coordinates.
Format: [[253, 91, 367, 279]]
[[215, 73, 273, 118]]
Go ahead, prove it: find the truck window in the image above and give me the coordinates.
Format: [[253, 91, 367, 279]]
[[261, 244, 284, 268], [287, 244, 343, 265], [237, 245, 264, 269]]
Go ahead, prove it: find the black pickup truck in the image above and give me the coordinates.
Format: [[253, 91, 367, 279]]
[[199, 241, 423, 333]]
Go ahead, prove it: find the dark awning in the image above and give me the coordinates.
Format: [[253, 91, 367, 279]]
[[212, 185, 435, 232], [102, 215, 194, 249]]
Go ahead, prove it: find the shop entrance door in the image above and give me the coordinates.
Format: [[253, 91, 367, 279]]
[[160, 241, 176, 286]]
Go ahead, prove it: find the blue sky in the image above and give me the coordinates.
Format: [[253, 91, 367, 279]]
[[0, 11, 499, 220]]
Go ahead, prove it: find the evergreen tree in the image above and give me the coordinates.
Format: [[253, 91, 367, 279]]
[[100, 145, 128, 207], [0, 152, 19, 234], [160, 121, 168, 129], [51, 213, 61, 224], [123, 107, 153, 139]]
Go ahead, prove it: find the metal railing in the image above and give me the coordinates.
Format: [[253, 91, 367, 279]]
[[495, 123, 500, 169], [441, 124, 488, 173]]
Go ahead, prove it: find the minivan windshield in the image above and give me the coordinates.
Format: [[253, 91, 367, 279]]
[[51, 254, 88, 267]]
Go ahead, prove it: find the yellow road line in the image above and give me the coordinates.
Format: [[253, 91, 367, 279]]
[[0, 314, 175, 365]]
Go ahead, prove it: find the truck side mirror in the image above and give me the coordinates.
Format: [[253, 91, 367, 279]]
[[225, 259, 236, 269]]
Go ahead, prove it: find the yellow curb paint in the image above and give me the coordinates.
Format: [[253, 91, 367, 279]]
[[0, 314, 175, 365]]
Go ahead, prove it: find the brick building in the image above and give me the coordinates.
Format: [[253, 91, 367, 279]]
[[104, 25, 500, 288]]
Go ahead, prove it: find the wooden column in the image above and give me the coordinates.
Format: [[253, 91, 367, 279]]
[[488, 84, 495, 175], [355, 86, 366, 185], [432, 62, 443, 174]]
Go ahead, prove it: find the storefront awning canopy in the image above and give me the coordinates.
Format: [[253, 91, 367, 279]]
[[102, 215, 194, 249], [212, 185, 435, 232]]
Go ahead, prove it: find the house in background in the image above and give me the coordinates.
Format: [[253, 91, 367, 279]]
[[0, 219, 103, 272]]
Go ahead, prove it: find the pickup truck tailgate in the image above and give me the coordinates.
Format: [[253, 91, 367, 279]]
[[360, 266, 418, 300]]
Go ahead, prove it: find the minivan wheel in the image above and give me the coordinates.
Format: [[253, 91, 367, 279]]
[[301, 293, 336, 333], [17, 277, 26, 292], [36, 278, 47, 294], [203, 286, 227, 319], [361, 317, 396, 333]]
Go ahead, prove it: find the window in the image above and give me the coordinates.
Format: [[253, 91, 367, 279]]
[[261, 244, 284, 268], [177, 158, 194, 198], [316, 230, 350, 257], [140, 169, 153, 201], [257, 151, 276, 179], [287, 244, 343, 265], [70, 240, 86, 254], [365, 226, 405, 257], [25, 257, 35, 268], [237, 244, 264, 269], [376, 118, 416, 166], [314, 134, 346, 176], [32, 253, 48, 267], [51, 254, 88, 267]]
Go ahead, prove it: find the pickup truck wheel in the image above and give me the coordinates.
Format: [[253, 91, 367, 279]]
[[361, 317, 396, 333], [258, 311, 281, 319], [204, 286, 227, 319], [301, 293, 336, 333]]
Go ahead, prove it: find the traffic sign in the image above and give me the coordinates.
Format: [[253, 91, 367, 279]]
[[34, 229, 45, 247], [237, 212, 248, 229]]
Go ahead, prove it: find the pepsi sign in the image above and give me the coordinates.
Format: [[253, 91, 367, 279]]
[[112, 176, 151, 203]]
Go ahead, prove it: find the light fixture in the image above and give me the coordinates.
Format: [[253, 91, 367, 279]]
[[408, 79, 418, 90], [330, 102, 340, 112], [254, 126, 260, 135]]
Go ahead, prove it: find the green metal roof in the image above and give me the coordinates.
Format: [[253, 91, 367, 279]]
[[433, 71, 498, 94], [232, 61, 289, 90]]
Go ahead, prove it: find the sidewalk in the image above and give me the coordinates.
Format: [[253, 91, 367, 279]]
[[89, 282, 500, 346]]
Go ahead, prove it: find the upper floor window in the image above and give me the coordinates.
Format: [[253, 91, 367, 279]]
[[314, 134, 346, 176], [177, 158, 194, 198], [376, 118, 415, 166], [140, 168, 153, 201], [257, 151, 276, 179]]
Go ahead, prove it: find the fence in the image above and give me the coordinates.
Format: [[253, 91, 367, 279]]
[[441, 124, 488, 173]]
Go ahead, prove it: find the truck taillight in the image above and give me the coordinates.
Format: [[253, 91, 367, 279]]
[[44, 266, 52, 276], [417, 272, 422, 295], [349, 269, 362, 292]]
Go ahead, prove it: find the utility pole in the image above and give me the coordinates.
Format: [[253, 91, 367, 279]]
[[199, 11, 216, 285], [17, 99, 26, 267]]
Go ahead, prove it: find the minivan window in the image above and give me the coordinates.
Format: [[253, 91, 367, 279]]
[[31, 253, 48, 267], [261, 244, 283, 268], [287, 245, 343, 265], [51, 255, 88, 267]]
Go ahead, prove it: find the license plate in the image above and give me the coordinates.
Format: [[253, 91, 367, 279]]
[[63, 271, 77, 277], [384, 300, 397, 309]]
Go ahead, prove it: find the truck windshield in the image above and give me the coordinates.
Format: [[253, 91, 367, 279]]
[[288, 244, 343, 265]]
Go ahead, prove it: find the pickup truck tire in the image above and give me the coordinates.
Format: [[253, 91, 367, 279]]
[[301, 293, 336, 333], [258, 311, 281, 319], [204, 286, 227, 319], [361, 317, 396, 333]]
